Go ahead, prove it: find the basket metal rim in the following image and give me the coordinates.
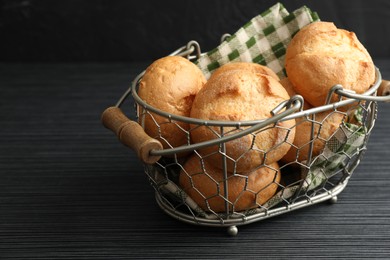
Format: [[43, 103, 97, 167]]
[[128, 67, 382, 127], [154, 178, 349, 227]]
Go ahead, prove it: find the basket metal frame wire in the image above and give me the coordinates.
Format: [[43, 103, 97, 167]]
[[115, 40, 388, 234], [154, 180, 349, 227], [121, 41, 383, 158]]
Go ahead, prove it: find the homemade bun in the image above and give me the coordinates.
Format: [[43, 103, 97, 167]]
[[279, 77, 312, 110], [138, 56, 206, 151], [190, 64, 295, 173], [282, 110, 345, 163], [211, 62, 280, 81], [179, 154, 281, 212], [279, 77, 297, 98], [285, 21, 375, 107]]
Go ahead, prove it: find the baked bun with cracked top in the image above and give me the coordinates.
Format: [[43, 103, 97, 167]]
[[138, 56, 206, 152], [190, 63, 295, 173], [285, 21, 375, 107], [211, 62, 280, 81]]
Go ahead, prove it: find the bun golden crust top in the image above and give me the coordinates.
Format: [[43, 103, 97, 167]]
[[210, 62, 280, 81], [190, 64, 295, 173], [286, 22, 372, 61], [139, 56, 206, 115], [138, 56, 206, 151], [191, 67, 289, 122], [285, 21, 375, 107]]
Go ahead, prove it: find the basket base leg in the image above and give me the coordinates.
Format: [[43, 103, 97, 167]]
[[329, 196, 338, 204], [227, 225, 238, 236]]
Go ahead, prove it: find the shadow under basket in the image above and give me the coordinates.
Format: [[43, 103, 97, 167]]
[[102, 41, 390, 236]]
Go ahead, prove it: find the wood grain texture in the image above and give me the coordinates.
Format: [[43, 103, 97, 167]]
[[0, 61, 389, 259]]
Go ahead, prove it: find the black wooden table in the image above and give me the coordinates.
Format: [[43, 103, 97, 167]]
[[1, 61, 390, 259]]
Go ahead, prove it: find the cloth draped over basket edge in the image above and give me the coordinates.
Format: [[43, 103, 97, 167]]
[[194, 2, 320, 79]]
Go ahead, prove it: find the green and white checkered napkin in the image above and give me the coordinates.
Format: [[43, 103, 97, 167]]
[[195, 2, 320, 79], [302, 121, 366, 192]]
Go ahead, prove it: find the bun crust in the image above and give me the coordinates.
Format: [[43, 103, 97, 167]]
[[190, 64, 295, 173], [285, 22, 375, 107], [179, 154, 281, 212], [282, 111, 345, 163], [279, 77, 312, 110], [211, 62, 280, 81], [138, 56, 206, 150]]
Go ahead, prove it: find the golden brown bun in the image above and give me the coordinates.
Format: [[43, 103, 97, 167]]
[[282, 110, 345, 163], [211, 62, 280, 81], [279, 77, 312, 110], [285, 21, 375, 107], [278, 77, 296, 98], [138, 56, 206, 151], [190, 65, 295, 173], [179, 154, 281, 213]]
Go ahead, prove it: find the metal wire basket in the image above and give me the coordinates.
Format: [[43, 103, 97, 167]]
[[102, 41, 390, 236]]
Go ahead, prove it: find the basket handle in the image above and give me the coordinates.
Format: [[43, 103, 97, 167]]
[[101, 107, 163, 164]]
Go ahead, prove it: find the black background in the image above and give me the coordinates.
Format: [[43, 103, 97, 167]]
[[1, 0, 390, 62]]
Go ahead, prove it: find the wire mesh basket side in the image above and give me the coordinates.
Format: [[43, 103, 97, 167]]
[[132, 76, 378, 226]]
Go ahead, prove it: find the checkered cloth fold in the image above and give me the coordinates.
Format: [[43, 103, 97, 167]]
[[195, 3, 320, 79], [302, 121, 366, 191]]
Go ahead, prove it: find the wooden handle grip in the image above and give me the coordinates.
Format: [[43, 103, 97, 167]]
[[101, 107, 162, 164], [378, 80, 390, 99]]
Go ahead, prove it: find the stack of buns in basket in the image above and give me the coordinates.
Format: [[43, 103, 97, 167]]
[[137, 22, 375, 213]]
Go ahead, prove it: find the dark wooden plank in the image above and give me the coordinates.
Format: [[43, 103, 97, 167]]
[[0, 61, 390, 259]]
